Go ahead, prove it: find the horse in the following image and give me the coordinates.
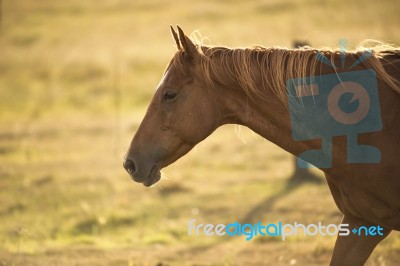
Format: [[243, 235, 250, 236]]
[[124, 26, 400, 265]]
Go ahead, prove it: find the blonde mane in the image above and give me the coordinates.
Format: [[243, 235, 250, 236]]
[[172, 39, 400, 103]]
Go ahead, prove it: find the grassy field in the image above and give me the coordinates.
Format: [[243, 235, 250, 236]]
[[1, 0, 400, 265]]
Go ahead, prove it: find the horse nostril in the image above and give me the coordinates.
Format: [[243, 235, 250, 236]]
[[123, 158, 136, 174]]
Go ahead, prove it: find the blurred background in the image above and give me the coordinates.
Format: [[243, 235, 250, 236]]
[[1, 0, 399, 265]]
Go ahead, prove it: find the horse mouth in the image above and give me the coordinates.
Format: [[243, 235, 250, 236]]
[[141, 166, 161, 187]]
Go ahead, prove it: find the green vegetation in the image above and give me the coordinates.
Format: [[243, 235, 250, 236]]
[[0, 0, 399, 265]]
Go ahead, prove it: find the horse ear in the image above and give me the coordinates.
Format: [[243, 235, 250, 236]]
[[170, 25, 181, 50], [176, 25, 199, 59]]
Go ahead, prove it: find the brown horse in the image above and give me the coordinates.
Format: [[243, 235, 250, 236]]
[[124, 26, 400, 265]]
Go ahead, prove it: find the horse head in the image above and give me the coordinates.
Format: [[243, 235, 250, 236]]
[[123, 26, 221, 186]]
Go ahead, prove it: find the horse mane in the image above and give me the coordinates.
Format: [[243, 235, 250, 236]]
[[171, 38, 400, 103]]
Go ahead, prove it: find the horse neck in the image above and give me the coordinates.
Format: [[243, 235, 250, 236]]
[[213, 57, 313, 157]]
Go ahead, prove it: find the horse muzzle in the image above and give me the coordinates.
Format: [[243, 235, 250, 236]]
[[123, 158, 161, 187]]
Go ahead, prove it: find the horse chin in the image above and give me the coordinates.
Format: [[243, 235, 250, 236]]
[[142, 166, 161, 187]]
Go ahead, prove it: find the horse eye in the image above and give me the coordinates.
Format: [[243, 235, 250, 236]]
[[163, 91, 177, 101]]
